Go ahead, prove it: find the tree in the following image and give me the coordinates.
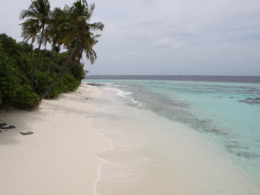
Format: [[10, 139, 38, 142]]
[[0, 34, 32, 76], [20, 0, 51, 90], [0, 42, 40, 109], [44, 7, 67, 71], [20, 19, 39, 58], [40, 0, 104, 100]]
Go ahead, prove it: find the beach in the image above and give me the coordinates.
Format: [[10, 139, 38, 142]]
[[91, 87, 260, 195], [0, 83, 111, 195], [1, 0, 259, 193], [1, 80, 260, 195]]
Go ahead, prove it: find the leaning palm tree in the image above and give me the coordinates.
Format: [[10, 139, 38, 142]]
[[60, 32, 98, 78], [40, 0, 104, 100], [20, 0, 50, 89]]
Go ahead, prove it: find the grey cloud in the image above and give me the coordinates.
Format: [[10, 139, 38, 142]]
[[113, 56, 120, 60], [152, 38, 184, 49], [1, 0, 260, 75], [128, 52, 136, 55], [222, 43, 230, 49]]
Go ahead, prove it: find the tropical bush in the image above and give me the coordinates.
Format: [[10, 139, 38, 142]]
[[0, 0, 103, 110], [0, 43, 40, 109]]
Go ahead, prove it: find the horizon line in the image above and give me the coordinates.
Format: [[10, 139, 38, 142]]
[[85, 74, 260, 77]]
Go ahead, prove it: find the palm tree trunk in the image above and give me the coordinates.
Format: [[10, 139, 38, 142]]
[[47, 44, 60, 71], [31, 24, 45, 90], [47, 54, 57, 71], [60, 48, 83, 79], [30, 39, 33, 59], [40, 37, 81, 100], [60, 61, 77, 79]]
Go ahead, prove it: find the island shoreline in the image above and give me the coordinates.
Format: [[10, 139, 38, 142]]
[[0, 83, 111, 195]]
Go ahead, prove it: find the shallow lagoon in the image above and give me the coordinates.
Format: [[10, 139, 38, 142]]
[[84, 76, 260, 194]]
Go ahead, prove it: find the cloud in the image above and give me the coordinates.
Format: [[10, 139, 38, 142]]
[[2, 0, 260, 75], [113, 56, 120, 60], [128, 52, 136, 55], [222, 43, 230, 48], [152, 38, 184, 49]]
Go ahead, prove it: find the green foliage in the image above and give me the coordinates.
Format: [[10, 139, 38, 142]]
[[34, 70, 81, 99], [71, 64, 86, 80], [0, 45, 20, 108], [1, 0, 102, 108], [37, 50, 53, 71], [13, 85, 40, 110], [0, 33, 84, 110], [63, 73, 81, 92], [0, 43, 40, 109], [34, 70, 53, 96]]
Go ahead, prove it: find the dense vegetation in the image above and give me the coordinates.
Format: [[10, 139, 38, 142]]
[[0, 0, 103, 110]]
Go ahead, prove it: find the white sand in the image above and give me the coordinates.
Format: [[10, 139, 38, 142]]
[[0, 83, 111, 195]]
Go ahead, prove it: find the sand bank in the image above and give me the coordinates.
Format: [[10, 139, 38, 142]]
[[0, 83, 111, 195]]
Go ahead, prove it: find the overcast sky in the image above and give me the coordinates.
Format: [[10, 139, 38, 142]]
[[1, 0, 260, 76]]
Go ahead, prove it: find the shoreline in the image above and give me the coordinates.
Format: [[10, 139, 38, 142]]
[[88, 84, 260, 195], [90, 107, 114, 195], [1, 81, 260, 194], [0, 83, 111, 195]]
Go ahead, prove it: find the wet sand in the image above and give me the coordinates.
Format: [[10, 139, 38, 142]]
[[92, 88, 260, 195]]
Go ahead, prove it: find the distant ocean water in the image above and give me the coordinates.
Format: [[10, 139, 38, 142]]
[[84, 75, 260, 194], [85, 75, 260, 83]]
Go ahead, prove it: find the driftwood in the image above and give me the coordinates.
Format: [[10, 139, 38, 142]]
[[0, 123, 7, 128], [1, 125, 15, 129], [0, 123, 15, 130], [20, 131, 34, 135], [0, 123, 16, 132]]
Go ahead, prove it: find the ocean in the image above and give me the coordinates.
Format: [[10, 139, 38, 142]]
[[83, 75, 260, 195]]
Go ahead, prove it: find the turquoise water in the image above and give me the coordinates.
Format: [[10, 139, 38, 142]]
[[84, 78, 260, 182]]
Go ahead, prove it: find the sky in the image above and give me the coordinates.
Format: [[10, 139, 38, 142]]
[[1, 0, 260, 76]]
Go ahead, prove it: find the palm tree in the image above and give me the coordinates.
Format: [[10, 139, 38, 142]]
[[62, 29, 99, 75], [61, 36, 97, 79], [40, 0, 104, 100], [44, 7, 67, 71], [20, 19, 40, 58], [20, 0, 50, 89]]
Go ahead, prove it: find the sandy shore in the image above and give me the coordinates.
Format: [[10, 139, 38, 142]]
[[0, 83, 111, 195]]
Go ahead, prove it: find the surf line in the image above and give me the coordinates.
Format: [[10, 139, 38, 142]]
[[89, 106, 114, 195]]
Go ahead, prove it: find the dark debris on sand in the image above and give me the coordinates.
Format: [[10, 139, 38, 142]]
[[0, 123, 16, 132]]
